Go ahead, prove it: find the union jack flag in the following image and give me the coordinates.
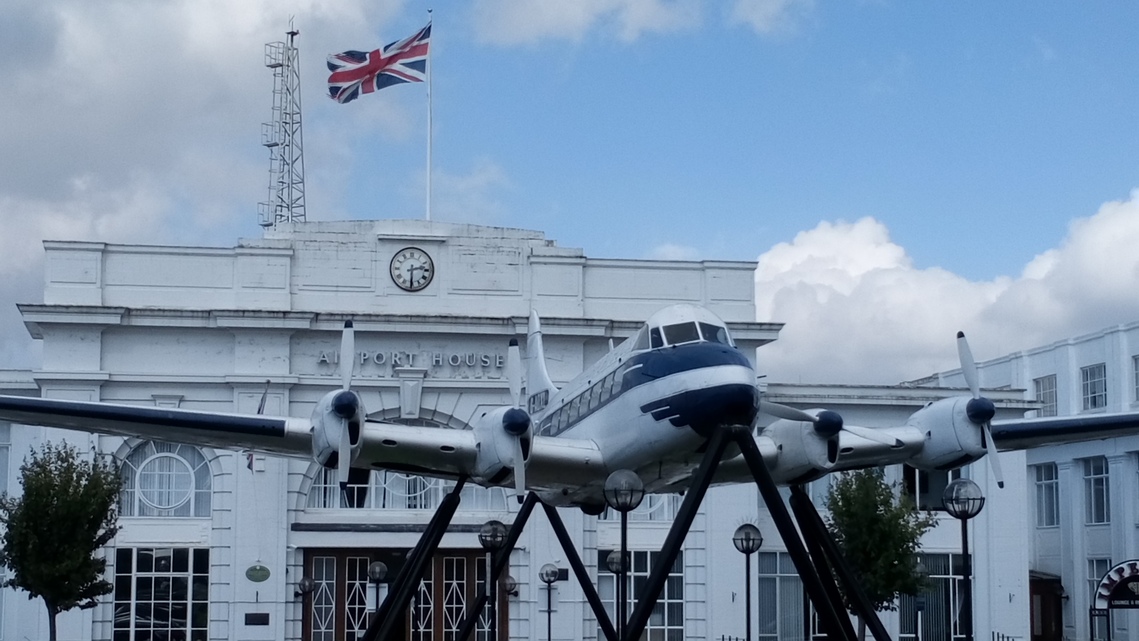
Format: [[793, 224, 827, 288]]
[[327, 22, 431, 104]]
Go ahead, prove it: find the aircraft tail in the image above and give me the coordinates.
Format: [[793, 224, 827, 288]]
[[526, 310, 558, 413]]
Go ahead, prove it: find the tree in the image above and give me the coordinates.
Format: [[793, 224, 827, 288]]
[[0, 441, 123, 641], [825, 467, 937, 640]]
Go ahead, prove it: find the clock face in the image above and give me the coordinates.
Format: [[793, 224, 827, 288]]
[[390, 247, 434, 292]]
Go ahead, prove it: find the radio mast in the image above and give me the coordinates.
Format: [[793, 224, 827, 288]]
[[259, 22, 306, 227]]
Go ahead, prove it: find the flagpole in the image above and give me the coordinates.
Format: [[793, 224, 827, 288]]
[[425, 9, 433, 221]]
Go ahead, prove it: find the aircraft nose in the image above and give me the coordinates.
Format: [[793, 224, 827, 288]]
[[641, 383, 759, 437]]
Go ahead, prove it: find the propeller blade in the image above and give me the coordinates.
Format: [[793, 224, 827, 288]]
[[511, 436, 527, 499], [843, 424, 904, 448], [505, 338, 523, 407], [759, 400, 817, 423], [956, 331, 980, 399], [340, 321, 355, 390], [337, 422, 351, 491], [983, 423, 1005, 489]]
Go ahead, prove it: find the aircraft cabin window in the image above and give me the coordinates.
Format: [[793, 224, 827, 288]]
[[600, 373, 615, 402], [699, 322, 732, 346], [590, 384, 603, 410], [663, 322, 700, 346], [568, 397, 581, 423], [649, 327, 664, 349]]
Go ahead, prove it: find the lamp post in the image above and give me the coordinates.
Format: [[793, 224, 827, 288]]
[[943, 478, 985, 641], [603, 469, 644, 641], [733, 524, 763, 641], [478, 519, 509, 641], [539, 563, 560, 641], [605, 550, 626, 638], [913, 560, 928, 641], [367, 561, 388, 617]]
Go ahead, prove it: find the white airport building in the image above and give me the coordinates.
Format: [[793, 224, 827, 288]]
[[923, 320, 1139, 641], [0, 220, 1043, 641]]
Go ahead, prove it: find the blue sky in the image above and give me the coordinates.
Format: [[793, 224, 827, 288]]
[[340, 1, 1139, 279], [1, 0, 1138, 382]]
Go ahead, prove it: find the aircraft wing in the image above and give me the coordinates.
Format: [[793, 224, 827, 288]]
[[0, 394, 314, 457], [990, 411, 1139, 451], [0, 394, 605, 492]]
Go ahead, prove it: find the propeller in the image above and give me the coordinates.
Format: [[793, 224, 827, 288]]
[[503, 338, 531, 501], [956, 331, 1003, 488], [759, 400, 903, 448], [335, 321, 357, 490]]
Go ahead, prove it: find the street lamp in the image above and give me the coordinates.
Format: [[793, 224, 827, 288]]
[[539, 563, 560, 641], [504, 574, 519, 597], [479, 520, 509, 641], [367, 561, 388, 615], [943, 477, 985, 641], [295, 575, 315, 599], [733, 524, 763, 641], [603, 469, 644, 641]]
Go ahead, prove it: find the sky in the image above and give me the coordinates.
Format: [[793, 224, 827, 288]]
[[1, 0, 1137, 385]]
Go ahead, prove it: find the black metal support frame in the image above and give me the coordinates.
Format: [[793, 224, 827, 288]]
[[360, 477, 467, 641], [790, 484, 891, 641], [454, 493, 541, 641], [543, 502, 620, 641], [357, 425, 897, 641]]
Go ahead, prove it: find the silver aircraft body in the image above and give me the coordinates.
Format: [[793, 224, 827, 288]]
[[1, 303, 1138, 512]]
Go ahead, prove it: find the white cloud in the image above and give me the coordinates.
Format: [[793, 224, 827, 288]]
[[728, 0, 814, 36], [472, 0, 701, 45], [755, 194, 1139, 385], [427, 159, 513, 224], [0, 0, 413, 367]]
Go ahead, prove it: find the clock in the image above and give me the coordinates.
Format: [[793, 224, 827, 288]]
[[390, 247, 434, 291]]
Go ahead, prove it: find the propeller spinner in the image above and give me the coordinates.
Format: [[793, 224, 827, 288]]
[[956, 331, 1003, 488]]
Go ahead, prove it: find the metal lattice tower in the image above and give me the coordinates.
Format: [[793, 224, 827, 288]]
[[259, 25, 306, 227]]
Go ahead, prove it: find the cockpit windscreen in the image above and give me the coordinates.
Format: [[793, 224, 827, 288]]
[[663, 322, 701, 345], [699, 322, 732, 346]]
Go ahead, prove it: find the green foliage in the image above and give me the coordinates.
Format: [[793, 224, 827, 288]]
[[0, 441, 123, 637], [824, 467, 937, 613]]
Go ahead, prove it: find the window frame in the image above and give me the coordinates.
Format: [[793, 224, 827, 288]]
[[120, 442, 211, 518], [1034, 374, 1058, 417], [1088, 558, 1112, 641], [112, 547, 210, 641], [1034, 463, 1059, 528], [1082, 456, 1110, 525], [1081, 363, 1108, 411], [1132, 355, 1139, 403]]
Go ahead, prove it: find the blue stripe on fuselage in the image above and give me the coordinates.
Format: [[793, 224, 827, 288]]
[[620, 342, 752, 391], [535, 342, 754, 437]]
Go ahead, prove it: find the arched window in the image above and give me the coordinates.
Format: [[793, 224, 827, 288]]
[[121, 442, 212, 517]]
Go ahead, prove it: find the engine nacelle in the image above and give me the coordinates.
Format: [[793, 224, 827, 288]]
[[903, 397, 985, 471], [311, 389, 366, 469], [470, 407, 531, 486], [760, 418, 839, 484]]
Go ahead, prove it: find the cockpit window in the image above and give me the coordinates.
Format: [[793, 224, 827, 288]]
[[632, 327, 650, 351], [663, 322, 700, 345], [649, 327, 664, 349], [699, 322, 732, 346]]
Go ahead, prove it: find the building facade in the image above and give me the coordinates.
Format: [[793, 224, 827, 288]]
[[927, 322, 1139, 641], [0, 220, 1034, 640]]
